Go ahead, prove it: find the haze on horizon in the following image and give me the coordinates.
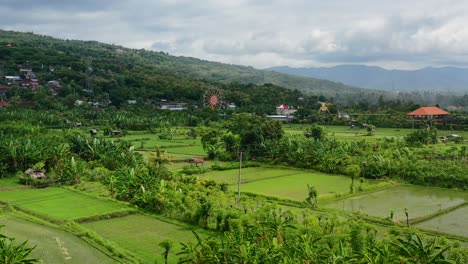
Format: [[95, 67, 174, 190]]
[[1, 0, 468, 70]]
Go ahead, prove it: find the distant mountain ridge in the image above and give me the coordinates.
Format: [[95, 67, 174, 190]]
[[266, 65, 468, 94]]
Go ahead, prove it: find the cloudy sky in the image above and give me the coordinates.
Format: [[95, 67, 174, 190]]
[[1, 0, 468, 69]]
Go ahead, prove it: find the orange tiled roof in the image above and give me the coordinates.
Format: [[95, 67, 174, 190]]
[[407, 106, 449, 116]]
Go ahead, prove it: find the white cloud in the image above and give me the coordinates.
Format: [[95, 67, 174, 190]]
[[1, 0, 468, 69]]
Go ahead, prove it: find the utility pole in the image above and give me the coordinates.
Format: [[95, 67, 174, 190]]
[[237, 151, 243, 205]]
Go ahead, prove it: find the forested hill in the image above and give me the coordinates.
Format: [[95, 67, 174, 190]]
[[267, 65, 468, 94], [0, 29, 370, 101]]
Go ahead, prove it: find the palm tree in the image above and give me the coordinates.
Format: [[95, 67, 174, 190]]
[[404, 208, 409, 227], [149, 145, 172, 166], [306, 184, 318, 208], [158, 239, 174, 264]]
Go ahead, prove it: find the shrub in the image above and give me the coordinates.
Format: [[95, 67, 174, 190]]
[[211, 161, 260, 171]]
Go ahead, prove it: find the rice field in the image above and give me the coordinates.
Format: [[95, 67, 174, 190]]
[[163, 145, 206, 155], [83, 214, 207, 264], [0, 176, 23, 188], [0, 187, 131, 220], [198, 166, 373, 200], [415, 206, 468, 238], [284, 125, 468, 145], [324, 185, 467, 222], [0, 215, 116, 263]]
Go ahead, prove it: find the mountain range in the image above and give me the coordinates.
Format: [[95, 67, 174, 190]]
[[266, 65, 468, 94]]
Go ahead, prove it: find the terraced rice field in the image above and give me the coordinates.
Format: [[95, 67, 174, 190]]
[[0, 187, 131, 220], [83, 214, 207, 264], [163, 145, 206, 156], [415, 206, 468, 238], [325, 185, 467, 222], [0, 177, 23, 189], [198, 166, 371, 200], [0, 215, 116, 263]]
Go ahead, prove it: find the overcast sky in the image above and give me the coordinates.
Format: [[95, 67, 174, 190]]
[[1, 0, 468, 70]]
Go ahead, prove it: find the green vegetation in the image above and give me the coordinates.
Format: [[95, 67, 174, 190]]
[[0, 215, 115, 263], [198, 167, 373, 200], [83, 214, 207, 264], [237, 172, 367, 200], [163, 145, 205, 156], [0, 188, 132, 221], [0, 30, 373, 104], [0, 177, 22, 188], [0, 30, 466, 263]]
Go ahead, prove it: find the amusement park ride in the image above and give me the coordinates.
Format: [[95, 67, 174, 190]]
[[204, 88, 223, 110]]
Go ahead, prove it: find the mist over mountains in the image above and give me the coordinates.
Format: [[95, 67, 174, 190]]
[[266, 65, 468, 94]]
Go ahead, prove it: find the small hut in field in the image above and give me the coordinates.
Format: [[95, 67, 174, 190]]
[[407, 106, 449, 127], [25, 168, 46, 179], [189, 157, 205, 167]]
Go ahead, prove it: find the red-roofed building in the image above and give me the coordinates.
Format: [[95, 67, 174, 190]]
[[0, 101, 10, 108], [407, 106, 449, 126], [276, 104, 296, 115], [0, 86, 9, 95]]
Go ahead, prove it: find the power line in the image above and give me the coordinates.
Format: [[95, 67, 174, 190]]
[[237, 150, 243, 205]]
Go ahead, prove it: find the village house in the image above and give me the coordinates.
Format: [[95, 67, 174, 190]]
[[47, 80, 61, 89], [224, 101, 237, 110], [4, 76, 21, 84], [266, 104, 297, 121], [0, 85, 9, 95], [407, 106, 449, 127], [160, 100, 188, 110], [276, 104, 297, 115], [4, 63, 40, 88]]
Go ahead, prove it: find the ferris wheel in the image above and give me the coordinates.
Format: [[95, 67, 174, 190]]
[[203, 88, 223, 109]]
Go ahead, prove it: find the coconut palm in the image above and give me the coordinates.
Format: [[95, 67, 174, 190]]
[[306, 184, 318, 208], [158, 239, 174, 264]]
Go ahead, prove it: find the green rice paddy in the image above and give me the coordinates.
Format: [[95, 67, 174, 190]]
[[0, 176, 22, 188], [198, 166, 373, 200], [83, 214, 207, 264], [236, 172, 360, 200], [163, 145, 206, 155], [284, 125, 468, 145], [0, 215, 116, 263], [0, 187, 130, 220]]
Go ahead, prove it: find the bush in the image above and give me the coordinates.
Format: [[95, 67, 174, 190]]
[[405, 127, 437, 146], [304, 123, 325, 140], [18, 176, 53, 188], [211, 161, 260, 171]]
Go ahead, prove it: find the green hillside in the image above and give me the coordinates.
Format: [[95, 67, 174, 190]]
[[0, 29, 370, 104]]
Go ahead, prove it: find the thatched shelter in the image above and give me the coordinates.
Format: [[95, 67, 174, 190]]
[[25, 168, 46, 179]]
